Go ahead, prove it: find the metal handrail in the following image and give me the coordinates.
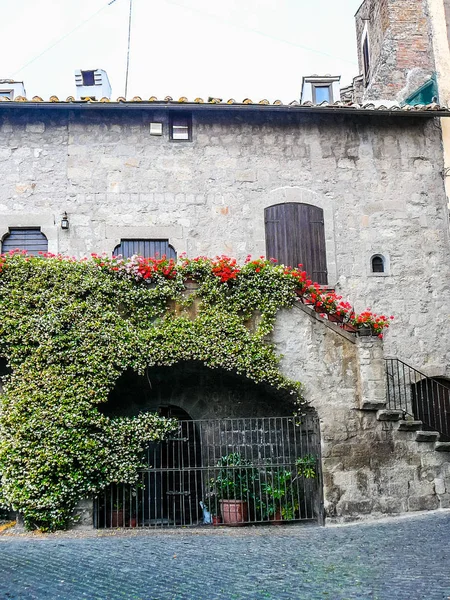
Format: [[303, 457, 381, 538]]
[[385, 358, 450, 441]]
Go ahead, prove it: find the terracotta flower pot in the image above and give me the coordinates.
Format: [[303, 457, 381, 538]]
[[342, 323, 358, 333], [358, 326, 372, 336], [212, 515, 222, 526], [328, 313, 344, 323], [110, 509, 124, 528], [129, 517, 137, 528], [219, 500, 248, 526], [270, 509, 283, 525]]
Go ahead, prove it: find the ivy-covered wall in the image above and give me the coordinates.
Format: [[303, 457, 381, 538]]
[[0, 253, 308, 530]]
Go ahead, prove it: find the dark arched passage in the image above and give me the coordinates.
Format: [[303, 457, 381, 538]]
[[96, 362, 323, 528]]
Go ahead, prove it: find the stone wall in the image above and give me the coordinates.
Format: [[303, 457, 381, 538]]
[[273, 305, 450, 521], [86, 304, 450, 523], [0, 107, 448, 376], [355, 0, 435, 102]]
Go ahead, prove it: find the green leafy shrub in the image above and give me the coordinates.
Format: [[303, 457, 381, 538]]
[[0, 252, 305, 530]]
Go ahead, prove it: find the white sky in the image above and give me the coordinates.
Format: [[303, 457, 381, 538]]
[[1, 0, 363, 102]]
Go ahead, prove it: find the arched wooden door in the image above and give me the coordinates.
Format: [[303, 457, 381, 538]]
[[265, 203, 328, 284]]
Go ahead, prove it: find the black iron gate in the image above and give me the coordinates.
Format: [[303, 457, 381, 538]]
[[95, 415, 323, 528]]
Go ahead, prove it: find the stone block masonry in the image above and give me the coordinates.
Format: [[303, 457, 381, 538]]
[[273, 306, 450, 522], [0, 107, 448, 376], [1, 106, 450, 524]]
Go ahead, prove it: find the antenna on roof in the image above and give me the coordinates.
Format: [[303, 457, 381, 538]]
[[109, 0, 133, 98]]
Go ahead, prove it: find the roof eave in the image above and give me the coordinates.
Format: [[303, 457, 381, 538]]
[[0, 101, 447, 117]]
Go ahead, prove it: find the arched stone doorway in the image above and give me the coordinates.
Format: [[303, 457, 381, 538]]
[[95, 362, 323, 528]]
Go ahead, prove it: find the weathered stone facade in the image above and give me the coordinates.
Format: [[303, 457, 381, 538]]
[[274, 306, 450, 520], [1, 104, 450, 524], [355, 0, 435, 103], [1, 107, 449, 374]]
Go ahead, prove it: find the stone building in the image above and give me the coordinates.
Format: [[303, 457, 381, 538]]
[[1, 92, 449, 526], [2, 4, 450, 526], [343, 0, 450, 200]]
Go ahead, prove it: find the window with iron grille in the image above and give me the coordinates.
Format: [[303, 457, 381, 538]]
[[113, 239, 177, 260], [1, 228, 48, 255], [169, 114, 192, 141]]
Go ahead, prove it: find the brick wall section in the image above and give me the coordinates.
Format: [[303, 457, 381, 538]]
[[445, 0, 450, 45], [355, 0, 435, 102]]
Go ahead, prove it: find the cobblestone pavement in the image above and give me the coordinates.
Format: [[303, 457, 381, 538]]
[[1, 511, 450, 600]]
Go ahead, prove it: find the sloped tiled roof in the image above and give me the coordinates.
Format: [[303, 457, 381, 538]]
[[0, 95, 449, 117]]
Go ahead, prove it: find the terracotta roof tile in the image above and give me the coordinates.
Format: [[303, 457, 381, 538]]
[[0, 95, 447, 115]]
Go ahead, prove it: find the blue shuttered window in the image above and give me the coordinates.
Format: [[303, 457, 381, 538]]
[[113, 239, 177, 260], [1, 228, 48, 255]]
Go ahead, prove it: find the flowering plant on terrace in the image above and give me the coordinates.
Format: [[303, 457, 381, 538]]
[[312, 292, 354, 319], [179, 255, 213, 281], [282, 264, 311, 295], [211, 256, 240, 283], [90, 253, 177, 282], [351, 310, 394, 337]]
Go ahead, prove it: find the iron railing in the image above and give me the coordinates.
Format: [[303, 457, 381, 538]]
[[385, 358, 450, 441], [95, 415, 323, 528]]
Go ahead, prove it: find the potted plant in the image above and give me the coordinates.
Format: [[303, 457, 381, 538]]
[[179, 255, 213, 285], [261, 455, 317, 524], [210, 452, 258, 525], [351, 310, 394, 338], [110, 499, 125, 528], [260, 468, 293, 523]]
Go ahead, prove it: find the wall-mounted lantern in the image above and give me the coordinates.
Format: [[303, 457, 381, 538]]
[[61, 212, 69, 230]]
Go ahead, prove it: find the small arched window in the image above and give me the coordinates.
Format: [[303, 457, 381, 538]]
[[113, 239, 177, 260], [371, 255, 385, 273], [1, 228, 48, 255]]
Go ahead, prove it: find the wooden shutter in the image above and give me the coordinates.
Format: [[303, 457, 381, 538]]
[[2, 228, 48, 255], [265, 203, 328, 284], [113, 239, 177, 260]]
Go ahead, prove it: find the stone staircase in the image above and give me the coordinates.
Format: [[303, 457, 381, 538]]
[[363, 405, 450, 454]]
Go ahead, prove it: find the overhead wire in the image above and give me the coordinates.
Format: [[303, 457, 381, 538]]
[[11, 1, 115, 77], [9, 0, 357, 85], [163, 0, 358, 66]]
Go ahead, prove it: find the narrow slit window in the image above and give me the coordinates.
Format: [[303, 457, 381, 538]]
[[362, 34, 370, 83], [371, 255, 384, 273], [170, 114, 192, 141]]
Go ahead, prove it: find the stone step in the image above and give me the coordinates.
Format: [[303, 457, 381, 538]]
[[376, 409, 404, 421], [416, 431, 440, 443], [434, 442, 450, 452], [398, 420, 423, 431], [360, 402, 387, 411]]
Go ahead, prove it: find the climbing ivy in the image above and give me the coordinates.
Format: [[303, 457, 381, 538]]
[[0, 252, 306, 531]]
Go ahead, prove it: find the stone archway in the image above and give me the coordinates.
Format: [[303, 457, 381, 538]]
[[103, 361, 299, 421], [95, 361, 324, 528]]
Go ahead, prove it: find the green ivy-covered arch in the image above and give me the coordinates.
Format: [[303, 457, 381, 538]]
[[0, 253, 306, 530]]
